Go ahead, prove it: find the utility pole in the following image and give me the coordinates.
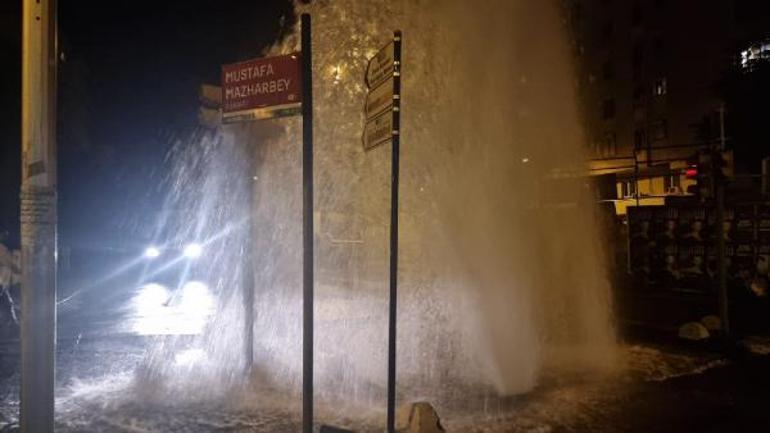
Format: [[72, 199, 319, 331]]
[[715, 105, 730, 337], [20, 0, 58, 432]]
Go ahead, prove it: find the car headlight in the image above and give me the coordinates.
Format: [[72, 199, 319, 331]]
[[144, 246, 161, 258], [183, 243, 203, 259]]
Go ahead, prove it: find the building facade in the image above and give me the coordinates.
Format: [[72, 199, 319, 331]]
[[567, 0, 734, 214]]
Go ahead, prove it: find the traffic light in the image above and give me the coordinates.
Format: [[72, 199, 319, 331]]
[[684, 152, 711, 199], [683, 150, 733, 199], [684, 154, 699, 180]]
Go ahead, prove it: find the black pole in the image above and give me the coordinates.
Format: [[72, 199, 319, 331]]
[[243, 173, 254, 374], [301, 13, 314, 433], [387, 30, 402, 433]]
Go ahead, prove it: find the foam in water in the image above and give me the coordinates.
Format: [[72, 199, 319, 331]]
[[137, 0, 616, 420]]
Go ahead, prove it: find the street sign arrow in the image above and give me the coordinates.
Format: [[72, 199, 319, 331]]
[[366, 41, 394, 89], [365, 76, 394, 120], [363, 109, 394, 151]]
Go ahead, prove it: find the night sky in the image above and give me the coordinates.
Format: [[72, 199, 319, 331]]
[[0, 0, 294, 249]]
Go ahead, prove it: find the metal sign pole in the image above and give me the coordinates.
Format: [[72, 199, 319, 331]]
[[301, 13, 315, 433], [387, 30, 402, 433], [243, 182, 255, 374], [20, 0, 58, 432]]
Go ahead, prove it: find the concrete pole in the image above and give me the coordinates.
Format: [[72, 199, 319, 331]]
[[20, 0, 58, 432]]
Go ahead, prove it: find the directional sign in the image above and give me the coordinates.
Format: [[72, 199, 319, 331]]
[[365, 76, 394, 120], [363, 109, 394, 150], [366, 41, 394, 89], [221, 53, 302, 123]]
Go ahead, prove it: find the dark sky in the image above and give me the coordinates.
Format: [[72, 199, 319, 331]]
[[0, 0, 294, 248]]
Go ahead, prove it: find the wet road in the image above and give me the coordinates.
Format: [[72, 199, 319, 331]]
[[2, 335, 770, 432]]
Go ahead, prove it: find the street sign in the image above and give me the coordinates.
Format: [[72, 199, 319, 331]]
[[362, 31, 403, 433], [365, 76, 394, 120], [366, 41, 394, 89], [363, 109, 394, 150], [221, 53, 302, 123]]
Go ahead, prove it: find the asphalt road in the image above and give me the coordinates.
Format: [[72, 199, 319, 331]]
[[2, 334, 770, 432]]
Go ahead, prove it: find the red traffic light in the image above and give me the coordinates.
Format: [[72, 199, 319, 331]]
[[685, 167, 698, 179]]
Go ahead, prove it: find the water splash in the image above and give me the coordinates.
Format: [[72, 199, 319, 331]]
[[136, 0, 616, 424]]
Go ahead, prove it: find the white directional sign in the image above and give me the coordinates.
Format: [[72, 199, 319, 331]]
[[363, 109, 394, 150], [366, 41, 394, 89], [362, 36, 400, 152], [365, 76, 394, 120]]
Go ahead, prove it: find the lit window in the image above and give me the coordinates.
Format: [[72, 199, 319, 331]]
[[739, 40, 770, 71], [664, 173, 681, 193], [653, 77, 667, 96], [624, 181, 638, 198]]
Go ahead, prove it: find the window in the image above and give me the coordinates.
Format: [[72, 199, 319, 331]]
[[634, 128, 646, 151], [604, 131, 617, 156], [624, 180, 638, 198], [650, 119, 668, 140], [602, 60, 614, 80], [571, 2, 582, 27], [653, 77, 667, 96], [740, 40, 770, 71], [632, 2, 643, 26], [601, 21, 614, 43], [593, 140, 602, 156], [633, 43, 644, 68], [633, 42, 644, 80], [633, 85, 645, 108], [653, 37, 665, 59], [602, 99, 616, 119], [664, 173, 681, 193]]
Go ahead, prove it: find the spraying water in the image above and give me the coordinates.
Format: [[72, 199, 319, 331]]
[[136, 0, 615, 425]]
